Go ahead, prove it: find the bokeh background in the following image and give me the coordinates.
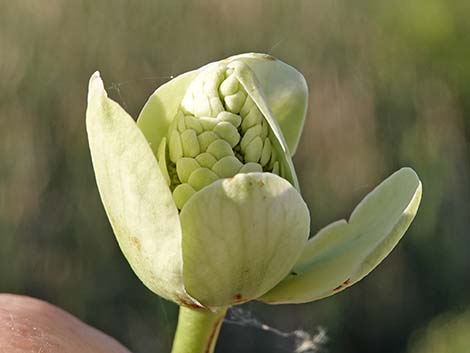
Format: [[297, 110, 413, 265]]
[[1, 1, 469, 352]]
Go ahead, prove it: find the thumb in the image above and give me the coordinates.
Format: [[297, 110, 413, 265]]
[[0, 294, 132, 353]]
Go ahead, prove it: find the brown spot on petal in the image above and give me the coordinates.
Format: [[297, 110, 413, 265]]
[[177, 295, 206, 310], [130, 236, 141, 251], [233, 293, 243, 302], [333, 278, 351, 292]]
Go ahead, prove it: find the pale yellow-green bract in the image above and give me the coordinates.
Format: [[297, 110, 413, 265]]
[[86, 53, 422, 310]]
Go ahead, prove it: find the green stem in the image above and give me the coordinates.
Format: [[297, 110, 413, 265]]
[[170, 305, 228, 353]]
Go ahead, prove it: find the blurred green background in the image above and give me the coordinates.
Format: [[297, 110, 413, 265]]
[[1, 1, 469, 352]]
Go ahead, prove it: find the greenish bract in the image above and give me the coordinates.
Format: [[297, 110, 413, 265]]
[[159, 64, 283, 209]]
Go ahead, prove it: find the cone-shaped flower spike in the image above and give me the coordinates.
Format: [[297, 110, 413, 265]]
[[86, 53, 422, 312]]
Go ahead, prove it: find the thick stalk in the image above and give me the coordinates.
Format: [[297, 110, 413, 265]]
[[170, 305, 228, 353]]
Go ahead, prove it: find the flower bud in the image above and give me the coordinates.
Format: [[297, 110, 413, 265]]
[[159, 64, 283, 209]]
